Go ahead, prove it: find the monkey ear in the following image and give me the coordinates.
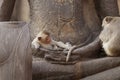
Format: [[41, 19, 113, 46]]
[[38, 37, 41, 41], [105, 16, 113, 23]]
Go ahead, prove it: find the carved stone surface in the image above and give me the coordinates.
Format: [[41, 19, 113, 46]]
[[81, 66, 120, 80], [0, 0, 16, 21], [29, 0, 101, 45], [32, 57, 120, 80], [0, 22, 32, 80]]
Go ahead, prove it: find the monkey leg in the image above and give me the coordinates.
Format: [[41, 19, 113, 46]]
[[32, 57, 120, 80], [80, 66, 120, 80]]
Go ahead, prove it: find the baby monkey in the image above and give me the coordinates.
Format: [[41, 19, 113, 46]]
[[32, 30, 72, 51], [32, 30, 92, 62]]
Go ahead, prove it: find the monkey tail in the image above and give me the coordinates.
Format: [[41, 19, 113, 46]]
[[66, 45, 76, 62], [66, 34, 93, 62]]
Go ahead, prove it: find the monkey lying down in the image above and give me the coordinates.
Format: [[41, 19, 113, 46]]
[[32, 16, 120, 63], [31, 31, 73, 50], [31, 30, 88, 62], [31, 30, 75, 61]]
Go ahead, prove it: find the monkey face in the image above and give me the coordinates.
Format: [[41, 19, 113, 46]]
[[38, 36, 51, 44], [37, 31, 51, 44]]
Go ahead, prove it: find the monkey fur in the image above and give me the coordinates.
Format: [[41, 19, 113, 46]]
[[99, 16, 120, 56]]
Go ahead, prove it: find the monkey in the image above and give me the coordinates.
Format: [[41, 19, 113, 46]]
[[99, 16, 120, 56], [32, 30, 72, 51], [32, 30, 92, 63]]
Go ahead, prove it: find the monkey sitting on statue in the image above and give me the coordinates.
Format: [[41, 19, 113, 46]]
[[32, 30, 72, 51], [99, 16, 120, 57]]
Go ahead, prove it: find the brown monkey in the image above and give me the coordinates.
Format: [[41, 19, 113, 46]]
[[99, 16, 120, 56], [32, 30, 92, 62], [32, 30, 72, 51]]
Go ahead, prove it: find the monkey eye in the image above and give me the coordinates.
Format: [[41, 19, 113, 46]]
[[38, 37, 41, 41]]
